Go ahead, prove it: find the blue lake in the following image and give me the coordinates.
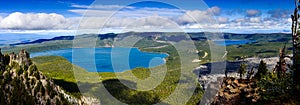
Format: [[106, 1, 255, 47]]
[[31, 48, 168, 72], [213, 39, 256, 46]]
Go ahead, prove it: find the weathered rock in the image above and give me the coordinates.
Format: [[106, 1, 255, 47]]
[[212, 77, 260, 105], [0, 49, 85, 105], [0, 48, 3, 62], [229, 88, 240, 94]]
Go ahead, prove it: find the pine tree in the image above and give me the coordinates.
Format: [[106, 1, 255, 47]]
[[238, 63, 247, 79], [291, 0, 300, 86], [255, 60, 268, 80]]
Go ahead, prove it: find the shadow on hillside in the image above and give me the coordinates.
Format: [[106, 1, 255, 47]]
[[79, 79, 165, 105], [102, 79, 165, 105], [53, 78, 167, 104], [193, 61, 241, 76], [53, 79, 80, 93]]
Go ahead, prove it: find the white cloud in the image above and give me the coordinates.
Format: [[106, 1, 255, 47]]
[[217, 17, 229, 24], [69, 6, 186, 31], [0, 12, 72, 30], [68, 9, 114, 17], [246, 9, 261, 17], [177, 7, 219, 25], [0, 5, 292, 34], [181, 14, 291, 33], [178, 10, 208, 24], [124, 16, 176, 29], [207, 6, 221, 16], [70, 6, 223, 31], [267, 9, 291, 19], [232, 17, 261, 24], [249, 17, 261, 23], [71, 4, 134, 10], [77, 15, 177, 31], [69, 7, 184, 18], [221, 16, 291, 31], [288, 18, 292, 23], [233, 18, 246, 22], [71, 4, 90, 9]]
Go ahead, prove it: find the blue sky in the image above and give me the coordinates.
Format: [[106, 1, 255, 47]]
[[0, 0, 294, 34]]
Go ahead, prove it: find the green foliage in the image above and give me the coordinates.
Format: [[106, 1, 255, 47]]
[[226, 42, 292, 60], [3, 71, 11, 82], [186, 83, 204, 105], [10, 61, 23, 76], [32, 56, 83, 83], [23, 71, 28, 80], [28, 64, 38, 75], [16, 67, 23, 76], [34, 80, 42, 95], [46, 99, 51, 105], [30, 78, 36, 86], [34, 71, 40, 80], [56, 98, 61, 105], [133, 38, 168, 49], [0, 69, 36, 105], [32, 56, 91, 98], [238, 63, 247, 79], [129, 91, 160, 105], [257, 73, 297, 104], [255, 60, 268, 80], [102, 79, 161, 104], [131, 67, 151, 80], [0, 70, 3, 79]]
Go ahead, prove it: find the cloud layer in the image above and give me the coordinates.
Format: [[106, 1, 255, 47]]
[[0, 5, 292, 33], [0, 12, 72, 30], [246, 9, 261, 17], [268, 9, 291, 19]]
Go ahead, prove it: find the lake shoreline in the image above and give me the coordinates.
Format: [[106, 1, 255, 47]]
[[31, 47, 169, 73]]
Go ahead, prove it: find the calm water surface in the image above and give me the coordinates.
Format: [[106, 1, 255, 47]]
[[31, 48, 168, 72]]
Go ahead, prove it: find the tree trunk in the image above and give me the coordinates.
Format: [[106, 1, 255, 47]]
[[292, 0, 300, 85]]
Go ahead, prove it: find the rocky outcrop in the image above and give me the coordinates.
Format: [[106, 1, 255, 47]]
[[245, 56, 292, 72], [0, 49, 80, 104], [212, 77, 260, 105], [0, 48, 5, 71], [8, 49, 32, 67]]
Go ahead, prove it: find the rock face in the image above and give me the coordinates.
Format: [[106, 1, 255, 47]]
[[245, 56, 292, 72], [212, 77, 260, 105], [0, 49, 79, 104], [8, 49, 31, 67]]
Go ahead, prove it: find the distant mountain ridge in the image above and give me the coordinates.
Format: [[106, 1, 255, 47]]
[[9, 32, 292, 46], [10, 36, 75, 46]]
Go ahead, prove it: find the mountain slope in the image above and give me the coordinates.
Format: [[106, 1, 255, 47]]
[[0, 49, 78, 104]]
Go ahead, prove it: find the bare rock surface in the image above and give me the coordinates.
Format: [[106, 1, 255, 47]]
[[212, 77, 260, 105]]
